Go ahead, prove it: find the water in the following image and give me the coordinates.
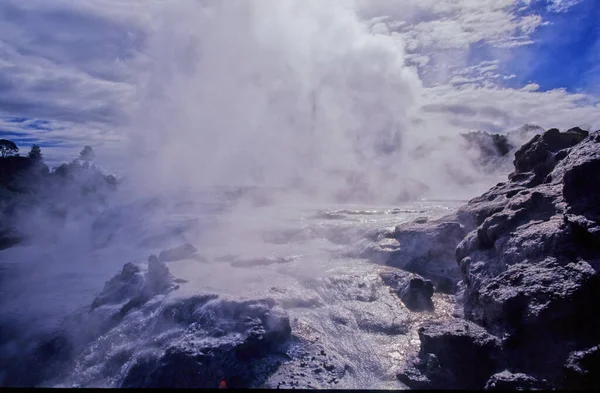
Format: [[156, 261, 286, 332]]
[[0, 189, 464, 388]]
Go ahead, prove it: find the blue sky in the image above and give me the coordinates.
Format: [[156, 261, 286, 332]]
[[0, 0, 599, 170], [506, 0, 600, 93]]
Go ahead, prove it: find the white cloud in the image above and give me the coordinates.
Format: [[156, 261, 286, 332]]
[[522, 83, 541, 91], [421, 84, 600, 133], [546, 0, 583, 12]]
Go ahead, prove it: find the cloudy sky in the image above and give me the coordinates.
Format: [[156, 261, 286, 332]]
[[0, 0, 598, 171]]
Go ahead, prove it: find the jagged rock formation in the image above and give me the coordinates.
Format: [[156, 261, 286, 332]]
[[91, 255, 181, 313], [399, 128, 600, 389]]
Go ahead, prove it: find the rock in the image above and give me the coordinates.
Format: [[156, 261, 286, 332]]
[[509, 127, 588, 187], [398, 319, 502, 389], [484, 371, 550, 390], [380, 271, 434, 311], [365, 215, 466, 293], [147, 254, 176, 293], [158, 243, 198, 262], [121, 296, 291, 388], [452, 130, 600, 386], [91, 263, 146, 309], [469, 259, 600, 376], [91, 256, 183, 314], [563, 345, 600, 389]]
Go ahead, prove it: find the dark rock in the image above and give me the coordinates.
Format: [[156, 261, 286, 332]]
[[121, 297, 291, 388], [452, 130, 600, 387], [398, 319, 502, 389], [158, 243, 198, 262], [563, 345, 600, 389], [484, 370, 550, 390], [380, 271, 434, 311], [470, 258, 600, 376]]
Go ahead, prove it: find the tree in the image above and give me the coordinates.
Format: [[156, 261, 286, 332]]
[[0, 139, 19, 158], [28, 144, 42, 161], [79, 145, 95, 162]]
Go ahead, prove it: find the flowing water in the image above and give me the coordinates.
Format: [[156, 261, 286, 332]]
[[0, 189, 465, 388]]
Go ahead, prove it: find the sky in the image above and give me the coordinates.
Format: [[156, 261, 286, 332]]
[[0, 0, 599, 172]]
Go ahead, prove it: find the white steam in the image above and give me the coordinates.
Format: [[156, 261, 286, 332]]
[[123, 0, 493, 203]]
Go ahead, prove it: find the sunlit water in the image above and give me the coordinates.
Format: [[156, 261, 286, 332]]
[[0, 190, 465, 388]]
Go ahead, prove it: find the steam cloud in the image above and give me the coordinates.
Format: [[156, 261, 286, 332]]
[[123, 0, 499, 204]]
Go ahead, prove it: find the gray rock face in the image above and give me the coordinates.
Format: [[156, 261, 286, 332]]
[[365, 215, 466, 293], [397, 319, 502, 389], [455, 130, 600, 386], [402, 129, 600, 389]]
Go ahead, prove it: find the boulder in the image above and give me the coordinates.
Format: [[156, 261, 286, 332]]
[[398, 319, 502, 389], [380, 271, 434, 311]]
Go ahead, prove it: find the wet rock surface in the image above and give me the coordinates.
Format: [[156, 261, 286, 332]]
[[402, 129, 600, 389], [364, 215, 466, 293], [120, 296, 292, 388]]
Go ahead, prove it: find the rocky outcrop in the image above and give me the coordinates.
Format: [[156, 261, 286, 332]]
[[363, 215, 466, 293], [91, 255, 185, 318], [401, 129, 600, 389], [23, 267, 292, 388]]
